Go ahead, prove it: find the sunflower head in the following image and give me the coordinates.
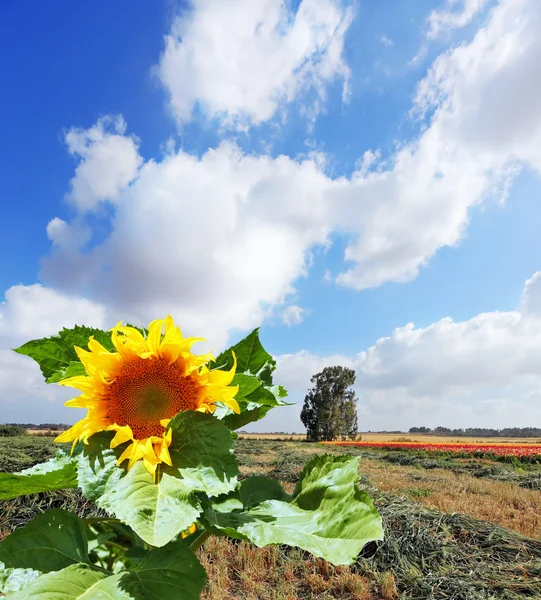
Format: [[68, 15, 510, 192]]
[[55, 316, 239, 478]]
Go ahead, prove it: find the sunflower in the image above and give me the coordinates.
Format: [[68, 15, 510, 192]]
[[55, 316, 239, 478]]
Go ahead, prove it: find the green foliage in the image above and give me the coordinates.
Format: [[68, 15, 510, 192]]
[[301, 366, 358, 442], [77, 413, 238, 546], [13, 325, 115, 383], [0, 511, 206, 599], [3, 325, 383, 598], [166, 411, 239, 495], [0, 453, 78, 500], [0, 425, 26, 437], [0, 510, 88, 572], [77, 435, 202, 548], [8, 564, 112, 599], [205, 454, 383, 565], [212, 328, 275, 384], [7, 542, 206, 600], [212, 328, 289, 430]]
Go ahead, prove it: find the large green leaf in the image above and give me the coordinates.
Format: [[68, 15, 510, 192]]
[[78, 413, 239, 547], [166, 410, 239, 496], [0, 510, 88, 573], [238, 475, 290, 508], [211, 329, 289, 430], [7, 563, 115, 600], [13, 325, 114, 383], [9, 542, 206, 600], [212, 328, 275, 385], [221, 404, 273, 430], [205, 455, 384, 565], [0, 453, 78, 500], [119, 540, 206, 599], [77, 434, 201, 548]]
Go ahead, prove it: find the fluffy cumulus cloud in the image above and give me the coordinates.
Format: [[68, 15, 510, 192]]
[[264, 272, 541, 433], [0, 285, 106, 423], [42, 143, 334, 346], [158, 0, 353, 128], [64, 115, 142, 213], [40, 0, 541, 343]]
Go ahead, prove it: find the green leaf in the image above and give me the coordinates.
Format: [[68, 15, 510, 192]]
[[13, 325, 114, 383], [209, 329, 289, 429], [166, 411, 239, 496], [221, 404, 273, 430], [7, 563, 115, 600], [77, 434, 202, 547], [231, 373, 264, 398], [0, 562, 40, 595], [205, 455, 384, 565], [238, 476, 290, 508], [47, 361, 87, 383], [9, 542, 206, 600], [77, 414, 239, 547], [212, 328, 275, 385], [0, 509, 88, 573], [0, 453, 78, 500], [120, 540, 206, 599]]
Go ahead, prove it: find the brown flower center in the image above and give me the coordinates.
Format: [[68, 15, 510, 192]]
[[106, 357, 200, 438]]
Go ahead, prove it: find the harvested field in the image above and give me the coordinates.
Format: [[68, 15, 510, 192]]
[[2, 436, 541, 598]]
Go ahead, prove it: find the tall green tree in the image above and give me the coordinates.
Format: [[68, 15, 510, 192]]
[[300, 366, 358, 442]]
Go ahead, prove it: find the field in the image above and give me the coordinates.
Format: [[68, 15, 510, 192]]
[[2, 435, 541, 599], [238, 432, 541, 444]]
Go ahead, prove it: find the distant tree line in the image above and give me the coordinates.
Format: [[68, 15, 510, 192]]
[[409, 426, 541, 438], [4, 423, 70, 430]]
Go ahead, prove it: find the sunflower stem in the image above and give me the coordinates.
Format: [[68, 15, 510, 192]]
[[189, 529, 212, 552]]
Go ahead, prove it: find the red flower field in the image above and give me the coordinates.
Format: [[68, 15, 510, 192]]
[[322, 440, 541, 460]]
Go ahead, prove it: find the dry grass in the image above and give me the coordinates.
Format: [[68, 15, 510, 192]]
[[198, 536, 376, 600], [240, 441, 541, 539], [342, 457, 541, 539]]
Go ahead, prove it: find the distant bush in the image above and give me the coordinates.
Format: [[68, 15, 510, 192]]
[[0, 425, 26, 437]]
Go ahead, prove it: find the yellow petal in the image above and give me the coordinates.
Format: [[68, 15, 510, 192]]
[[220, 396, 241, 414], [108, 424, 135, 448], [146, 319, 165, 357]]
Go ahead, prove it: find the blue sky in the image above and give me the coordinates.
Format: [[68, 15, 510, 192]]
[[1, 0, 541, 432]]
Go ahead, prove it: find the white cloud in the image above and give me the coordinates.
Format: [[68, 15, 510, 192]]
[[0, 285, 106, 424], [46, 217, 92, 251], [42, 141, 334, 347], [427, 0, 490, 40], [43, 0, 541, 340], [65, 115, 142, 213], [257, 272, 541, 433], [379, 34, 394, 47], [157, 0, 354, 128], [280, 305, 308, 326], [336, 0, 541, 289]]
